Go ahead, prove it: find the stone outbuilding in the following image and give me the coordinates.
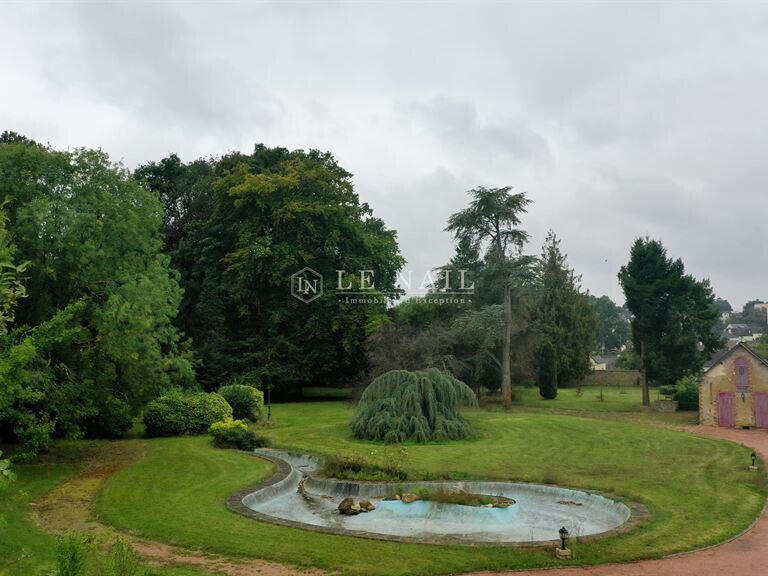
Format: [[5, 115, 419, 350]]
[[699, 342, 768, 427]]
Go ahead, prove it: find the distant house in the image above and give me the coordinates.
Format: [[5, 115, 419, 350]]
[[590, 355, 606, 371], [720, 323, 764, 350], [590, 354, 619, 371], [699, 342, 768, 428]]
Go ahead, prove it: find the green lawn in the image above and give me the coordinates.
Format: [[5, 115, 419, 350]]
[[512, 385, 648, 412], [301, 386, 355, 400], [0, 443, 218, 576], [96, 402, 765, 576]]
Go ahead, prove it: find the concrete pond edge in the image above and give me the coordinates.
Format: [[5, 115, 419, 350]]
[[226, 449, 651, 548]]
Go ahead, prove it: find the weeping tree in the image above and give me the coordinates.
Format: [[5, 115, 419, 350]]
[[352, 369, 478, 443]]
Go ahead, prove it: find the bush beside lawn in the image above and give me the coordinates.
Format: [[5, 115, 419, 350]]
[[143, 390, 232, 437]]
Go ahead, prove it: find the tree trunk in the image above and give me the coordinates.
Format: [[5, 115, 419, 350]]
[[501, 282, 513, 406], [640, 340, 650, 407]]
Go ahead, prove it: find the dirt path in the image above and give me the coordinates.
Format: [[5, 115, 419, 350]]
[[30, 440, 323, 576], [464, 425, 768, 576]]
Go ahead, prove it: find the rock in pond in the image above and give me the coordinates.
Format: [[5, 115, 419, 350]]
[[338, 497, 361, 515], [338, 497, 375, 515]]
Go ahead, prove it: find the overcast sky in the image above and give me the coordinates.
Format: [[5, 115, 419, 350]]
[[2, 2, 767, 308]]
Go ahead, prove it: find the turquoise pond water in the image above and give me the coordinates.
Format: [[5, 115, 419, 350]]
[[240, 449, 631, 545]]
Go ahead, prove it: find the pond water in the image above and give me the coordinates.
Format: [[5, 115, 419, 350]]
[[239, 449, 631, 545]]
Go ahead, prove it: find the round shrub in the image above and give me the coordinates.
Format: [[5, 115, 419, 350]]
[[186, 392, 232, 434], [143, 390, 189, 437], [209, 419, 269, 450], [352, 368, 477, 443], [218, 384, 264, 421], [673, 374, 699, 411]]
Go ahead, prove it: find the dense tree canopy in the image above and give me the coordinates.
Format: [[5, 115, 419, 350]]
[[0, 139, 193, 458], [0, 206, 26, 334], [137, 145, 404, 396], [619, 237, 720, 404]]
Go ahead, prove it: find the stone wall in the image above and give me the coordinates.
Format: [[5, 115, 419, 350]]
[[700, 351, 768, 427], [652, 399, 678, 412], [581, 370, 642, 388]]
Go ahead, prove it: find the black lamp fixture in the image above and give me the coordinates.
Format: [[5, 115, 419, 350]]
[[752, 452, 757, 468], [558, 526, 569, 551]]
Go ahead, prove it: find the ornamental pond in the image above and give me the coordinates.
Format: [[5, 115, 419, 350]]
[[234, 449, 633, 546]]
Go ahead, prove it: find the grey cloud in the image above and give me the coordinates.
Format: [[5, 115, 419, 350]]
[[402, 96, 551, 162], [3, 2, 768, 307], [48, 3, 277, 134]]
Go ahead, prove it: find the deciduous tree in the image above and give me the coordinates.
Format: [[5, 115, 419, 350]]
[[137, 146, 404, 395], [0, 139, 193, 457]]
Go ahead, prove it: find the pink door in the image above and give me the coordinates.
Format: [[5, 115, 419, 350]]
[[718, 392, 735, 428], [756, 393, 768, 428]]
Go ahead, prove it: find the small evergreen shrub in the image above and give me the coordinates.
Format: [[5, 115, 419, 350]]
[[209, 419, 269, 450], [538, 341, 558, 399], [673, 374, 699, 410], [186, 392, 232, 433], [351, 368, 477, 443], [218, 384, 264, 421]]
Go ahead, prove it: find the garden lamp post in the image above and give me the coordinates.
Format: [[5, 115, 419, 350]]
[[559, 526, 569, 551], [751, 452, 758, 470]]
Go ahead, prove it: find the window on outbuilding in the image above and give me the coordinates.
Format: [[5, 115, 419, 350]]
[[735, 356, 750, 393]]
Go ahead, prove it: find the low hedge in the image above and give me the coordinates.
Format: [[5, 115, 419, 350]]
[[209, 419, 269, 450]]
